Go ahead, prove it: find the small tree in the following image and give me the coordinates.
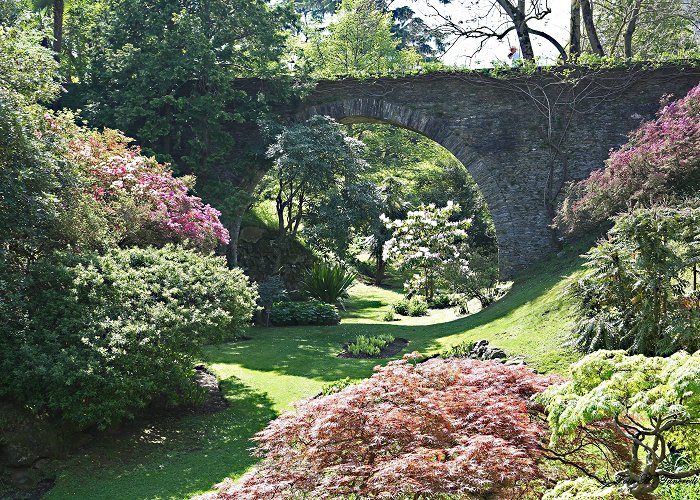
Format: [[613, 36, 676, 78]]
[[382, 202, 470, 300], [265, 115, 378, 257], [200, 355, 559, 499], [304, 0, 421, 77], [538, 350, 700, 498]]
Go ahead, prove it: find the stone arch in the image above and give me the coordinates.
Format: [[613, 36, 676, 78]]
[[300, 98, 517, 277]]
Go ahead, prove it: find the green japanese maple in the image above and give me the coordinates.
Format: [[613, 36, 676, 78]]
[[538, 350, 700, 498]]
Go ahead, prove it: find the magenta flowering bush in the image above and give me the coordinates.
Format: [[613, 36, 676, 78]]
[[69, 129, 229, 251], [557, 83, 700, 233]]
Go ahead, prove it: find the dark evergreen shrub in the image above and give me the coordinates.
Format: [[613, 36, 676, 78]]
[[270, 301, 340, 326], [0, 246, 257, 429]]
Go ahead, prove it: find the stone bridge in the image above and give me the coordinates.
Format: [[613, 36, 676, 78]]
[[295, 66, 700, 277]]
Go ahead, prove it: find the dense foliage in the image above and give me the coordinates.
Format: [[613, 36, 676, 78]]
[[557, 83, 700, 234], [200, 355, 559, 499], [569, 203, 700, 356], [269, 300, 340, 326], [301, 261, 356, 305], [0, 246, 257, 429], [70, 128, 230, 252], [303, 0, 420, 78], [0, 19, 257, 434], [346, 334, 395, 356], [264, 115, 378, 256], [538, 350, 700, 498], [383, 202, 470, 300]]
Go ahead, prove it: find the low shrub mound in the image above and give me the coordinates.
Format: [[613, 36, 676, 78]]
[[199, 355, 559, 499], [392, 296, 429, 317], [0, 246, 257, 430], [339, 334, 407, 358], [270, 301, 340, 326], [407, 297, 429, 316], [347, 334, 395, 356]]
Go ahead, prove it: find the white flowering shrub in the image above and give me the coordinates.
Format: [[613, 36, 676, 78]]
[[382, 202, 471, 299]]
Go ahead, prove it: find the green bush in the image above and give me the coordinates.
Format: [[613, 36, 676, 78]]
[[441, 339, 475, 358], [270, 301, 340, 326], [429, 293, 452, 309], [407, 297, 429, 317], [302, 261, 355, 305], [392, 298, 410, 316], [0, 246, 257, 430], [382, 308, 395, 322], [346, 334, 395, 356], [321, 377, 356, 395]]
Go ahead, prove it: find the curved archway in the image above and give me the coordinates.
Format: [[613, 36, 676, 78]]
[[300, 98, 517, 277]]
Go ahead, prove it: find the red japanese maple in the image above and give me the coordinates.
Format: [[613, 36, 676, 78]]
[[199, 355, 560, 499]]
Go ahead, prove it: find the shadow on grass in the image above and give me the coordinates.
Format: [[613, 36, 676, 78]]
[[46, 378, 275, 500], [205, 239, 591, 382]]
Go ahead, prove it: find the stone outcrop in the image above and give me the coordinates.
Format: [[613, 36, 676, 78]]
[[237, 225, 315, 292]]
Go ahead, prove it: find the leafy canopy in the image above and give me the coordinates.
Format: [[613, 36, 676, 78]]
[[538, 349, 700, 497]]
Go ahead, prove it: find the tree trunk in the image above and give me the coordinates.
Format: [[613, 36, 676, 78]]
[[624, 0, 644, 58], [226, 202, 250, 268], [569, 0, 581, 57], [495, 0, 535, 60], [580, 0, 604, 56], [52, 0, 64, 57], [375, 249, 386, 286]]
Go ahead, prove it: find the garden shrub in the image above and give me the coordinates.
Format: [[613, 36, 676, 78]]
[[428, 293, 452, 309], [0, 246, 257, 429], [537, 350, 700, 498], [346, 334, 395, 356], [321, 377, 355, 396], [441, 339, 475, 358], [301, 261, 355, 305], [270, 301, 340, 326], [568, 202, 700, 356], [200, 355, 559, 499], [407, 296, 428, 316], [382, 308, 395, 321], [392, 298, 410, 315]]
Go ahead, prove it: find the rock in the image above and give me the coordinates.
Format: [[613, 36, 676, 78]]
[[504, 356, 528, 366], [238, 226, 266, 243], [483, 347, 507, 360]]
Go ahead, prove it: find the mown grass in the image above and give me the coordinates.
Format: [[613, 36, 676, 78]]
[[45, 239, 588, 499]]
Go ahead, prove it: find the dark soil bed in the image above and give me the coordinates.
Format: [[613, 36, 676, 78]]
[[337, 338, 409, 359]]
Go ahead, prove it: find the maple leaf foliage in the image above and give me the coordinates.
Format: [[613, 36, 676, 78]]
[[198, 355, 560, 499]]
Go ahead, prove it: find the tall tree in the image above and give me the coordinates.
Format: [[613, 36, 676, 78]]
[[427, 0, 568, 61], [569, 0, 581, 57], [580, 0, 604, 55], [304, 0, 421, 77], [589, 0, 700, 58], [72, 0, 298, 266]]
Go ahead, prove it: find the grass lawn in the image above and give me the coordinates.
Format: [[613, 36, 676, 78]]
[[45, 240, 588, 500]]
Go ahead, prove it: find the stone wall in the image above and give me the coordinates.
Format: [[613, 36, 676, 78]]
[[237, 225, 315, 291], [297, 66, 700, 277]]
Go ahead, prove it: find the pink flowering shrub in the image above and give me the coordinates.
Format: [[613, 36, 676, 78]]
[[68, 128, 229, 251], [557, 83, 700, 233], [198, 355, 560, 499]]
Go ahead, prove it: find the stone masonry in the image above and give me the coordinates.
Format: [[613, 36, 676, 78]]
[[296, 66, 700, 277]]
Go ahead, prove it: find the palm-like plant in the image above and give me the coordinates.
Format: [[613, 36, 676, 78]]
[[302, 261, 356, 307]]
